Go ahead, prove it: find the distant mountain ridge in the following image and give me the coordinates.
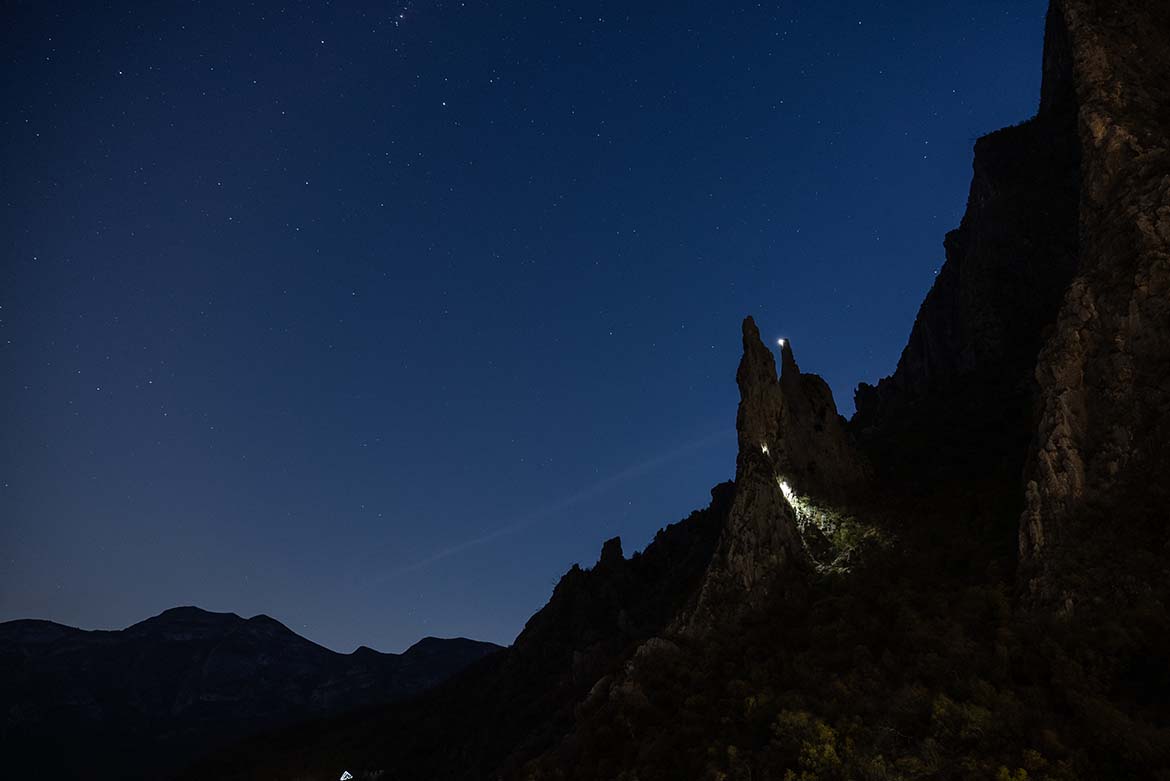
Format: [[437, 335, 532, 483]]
[[0, 606, 500, 779]]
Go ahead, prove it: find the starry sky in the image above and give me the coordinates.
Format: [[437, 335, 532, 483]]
[[2, 0, 1048, 653]]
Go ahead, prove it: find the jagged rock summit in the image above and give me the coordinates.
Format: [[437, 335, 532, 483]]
[[687, 317, 869, 628], [709, 318, 812, 591], [597, 536, 624, 567]]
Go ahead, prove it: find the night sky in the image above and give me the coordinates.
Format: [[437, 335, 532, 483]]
[[3, 1, 1046, 653]]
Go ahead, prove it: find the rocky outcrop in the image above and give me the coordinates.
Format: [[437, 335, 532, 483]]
[[597, 536, 624, 567], [772, 334, 871, 506], [686, 318, 869, 628], [714, 318, 810, 596], [1020, 0, 1170, 605]]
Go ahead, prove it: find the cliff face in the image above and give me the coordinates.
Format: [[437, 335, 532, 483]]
[[852, 0, 1169, 608], [853, 2, 1081, 493], [1020, 0, 1170, 606], [854, 112, 1080, 418]]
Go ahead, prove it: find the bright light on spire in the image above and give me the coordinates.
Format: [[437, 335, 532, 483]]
[[777, 338, 786, 347]]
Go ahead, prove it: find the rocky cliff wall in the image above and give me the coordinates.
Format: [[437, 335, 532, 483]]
[[849, 0, 1169, 607], [1021, 0, 1170, 606]]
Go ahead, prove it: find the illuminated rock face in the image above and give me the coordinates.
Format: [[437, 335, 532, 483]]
[[1021, 0, 1170, 606], [771, 331, 872, 508], [686, 317, 869, 627]]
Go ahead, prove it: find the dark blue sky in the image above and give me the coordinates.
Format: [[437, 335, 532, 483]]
[[3, 0, 1046, 652]]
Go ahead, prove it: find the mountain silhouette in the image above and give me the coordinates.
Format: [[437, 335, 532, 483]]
[[0, 606, 499, 779]]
